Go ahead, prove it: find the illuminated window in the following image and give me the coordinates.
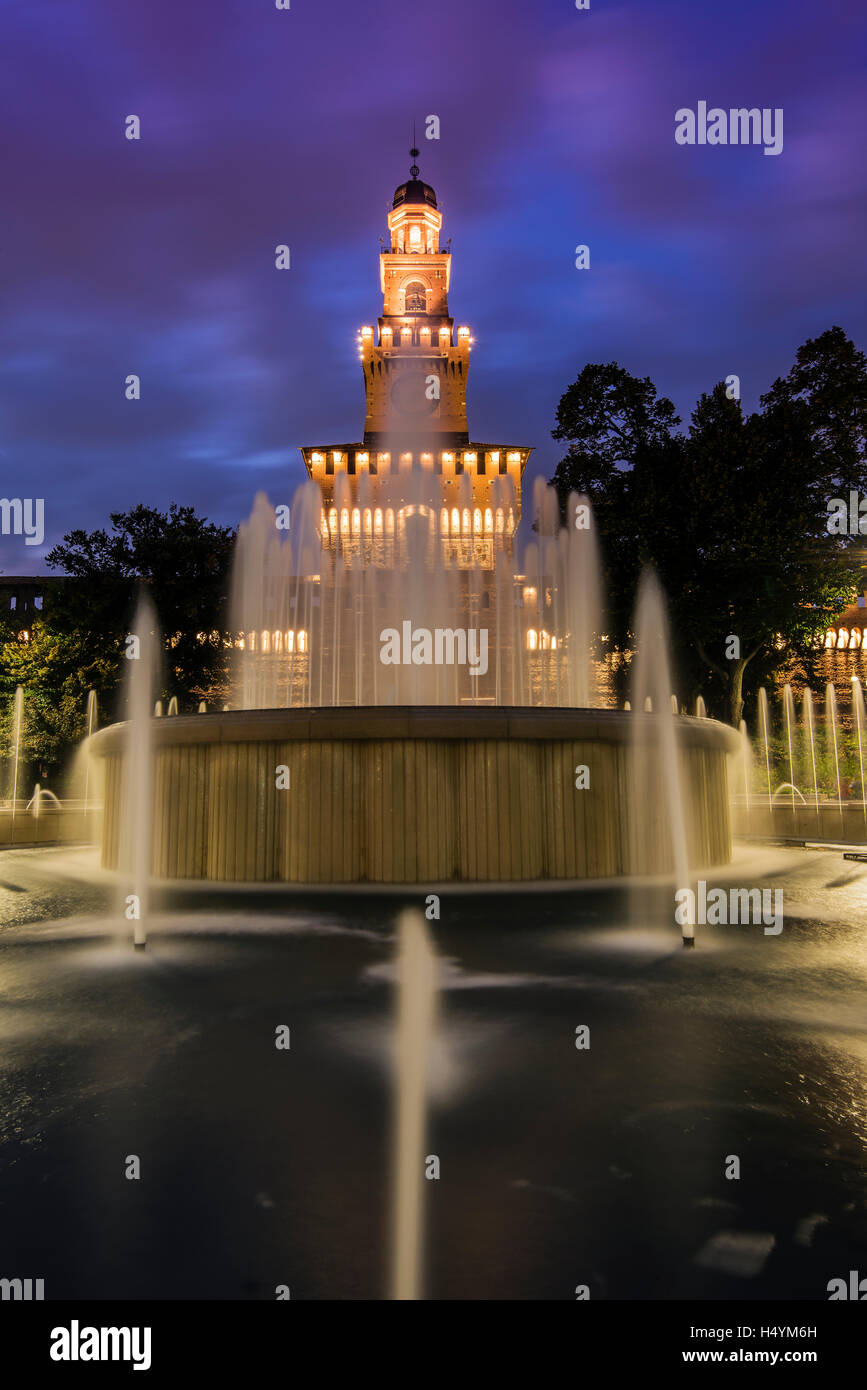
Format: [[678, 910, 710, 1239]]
[[451, 507, 460, 532], [489, 451, 500, 466], [484, 508, 493, 533], [297, 630, 307, 653], [473, 508, 482, 533], [495, 508, 504, 533], [507, 451, 520, 464], [440, 507, 449, 533], [401, 327, 412, 344], [408, 224, 422, 247], [361, 326, 373, 337], [374, 508, 383, 535], [462, 508, 471, 534], [329, 507, 337, 533], [378, 452, 390, 469], [340, 508, 350, 534], [527, 629, 538, 651], [311, 452, 324, 466], [442, 451, 454, 466], [421, 452, 432, 467], [405, 280, 426, 311], [356, 451, 369, 467], [351, 508, 361, 534], [332, 451, 343, 466], [463, 451, 477, 467], [386, 509, 395, 534]]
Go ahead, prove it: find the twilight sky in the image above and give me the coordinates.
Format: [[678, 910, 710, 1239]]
[[1, 0, 865, 575]]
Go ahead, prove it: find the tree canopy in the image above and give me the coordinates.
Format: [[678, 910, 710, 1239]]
[[550, 328, 867, 724], [0, 504, 236, 775]]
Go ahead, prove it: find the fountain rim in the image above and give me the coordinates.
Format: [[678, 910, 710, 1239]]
[[87, 705, 740, 755]]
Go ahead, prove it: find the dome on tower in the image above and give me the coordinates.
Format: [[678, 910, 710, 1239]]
[[392, 177, 437, 209], [393, 147, 437, 208]]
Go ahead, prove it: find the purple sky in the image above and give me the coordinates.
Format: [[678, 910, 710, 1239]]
[[1, 0, 865, 574]]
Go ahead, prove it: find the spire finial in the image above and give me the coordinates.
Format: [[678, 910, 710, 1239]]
[[410, 121, 419, 179]]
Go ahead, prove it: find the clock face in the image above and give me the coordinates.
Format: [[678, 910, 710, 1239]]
[[390, 371, 439, 418]]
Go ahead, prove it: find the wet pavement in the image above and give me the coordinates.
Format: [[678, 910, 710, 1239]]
[[0, 844, 865, 1300]]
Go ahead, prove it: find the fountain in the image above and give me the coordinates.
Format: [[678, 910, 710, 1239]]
[[7, 685, 24, 845], [852, 676, 867, 835], [803, 688, 820, 833], [391, 908, 437, 1300], [89, 481, 737, 885], [630, 572, 695, 946], [731, 681, 867, 846], [757, 687, 773, 814], [783, 684, 797, 812], [84, 155, 737, 889], [113, 595, 160, 949], [825, 682, 844, 837]]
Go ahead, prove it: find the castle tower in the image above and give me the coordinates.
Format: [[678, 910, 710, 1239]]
[[364, 154, 466, 449], [301, 150, 532, 568]]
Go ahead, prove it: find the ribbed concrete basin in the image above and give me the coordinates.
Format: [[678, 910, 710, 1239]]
[[90, 706, 739, 884]]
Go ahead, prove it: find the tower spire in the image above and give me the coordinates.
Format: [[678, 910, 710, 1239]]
[[410, 120, 419, 178]]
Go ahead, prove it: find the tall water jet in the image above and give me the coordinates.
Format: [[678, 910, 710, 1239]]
[[803, 688, 820, 832], [825, 683, 844, 836], [852, 676, 867, 834], [229, 478, 607, 711], [696, 695, 707, 718], [83, 689, 98, 816], [562, 492, 604, 708], [119, 594, 160, 950], [630, 572, 693, 946], [739, 719, 752, 811], [391, 908, 437, 1300], [758, 688, 773, 813], [8, 685, 24, 843], [783, 684, 797, 810]]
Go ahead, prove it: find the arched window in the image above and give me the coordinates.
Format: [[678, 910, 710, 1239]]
[[404, 281, 427, 313]]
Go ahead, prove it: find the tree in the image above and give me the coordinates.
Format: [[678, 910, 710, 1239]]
[[45, 503, 236, 706], [549, 332, 867, 725], [0, 504, 236, 778]]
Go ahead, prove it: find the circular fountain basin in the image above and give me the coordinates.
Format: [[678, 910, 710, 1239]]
[[90, 706, 739, 884]]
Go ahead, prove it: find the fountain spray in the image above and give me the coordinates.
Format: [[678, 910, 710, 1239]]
[[391, 908, 437, 1300], [120, 594, 159, 951]]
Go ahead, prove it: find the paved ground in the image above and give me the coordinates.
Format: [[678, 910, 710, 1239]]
[[0, 844, 865, 1299]]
